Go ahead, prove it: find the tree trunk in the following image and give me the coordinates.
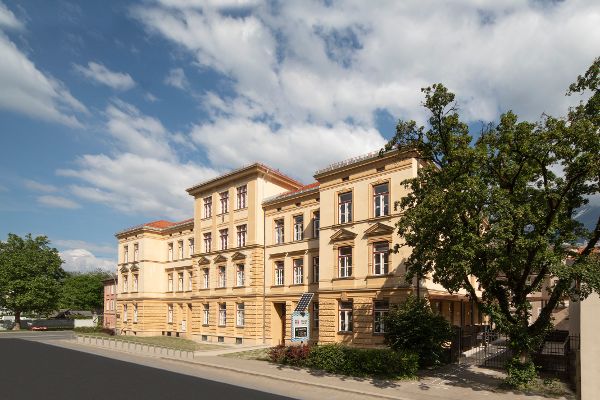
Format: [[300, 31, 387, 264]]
[[13, 310, 21, 330]]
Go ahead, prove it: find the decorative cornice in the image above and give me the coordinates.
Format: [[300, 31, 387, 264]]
[[231, 251, 246, 261], [363, 222, 395, 236], [213, 254, 227, 263], [197, 256, 210, 266], [330, 228, 357, 242]]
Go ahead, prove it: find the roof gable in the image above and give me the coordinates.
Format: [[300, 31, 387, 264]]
[[330, 228, 357, 242]]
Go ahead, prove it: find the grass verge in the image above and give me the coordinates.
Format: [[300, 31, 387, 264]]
[[77, 332, 223, 351]]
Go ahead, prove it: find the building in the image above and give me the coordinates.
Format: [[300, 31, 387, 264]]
[[102, 278, 117, 329], [113, 151, 483, 345]]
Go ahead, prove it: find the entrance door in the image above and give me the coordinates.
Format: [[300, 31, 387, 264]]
[[272, 303, 287, 345]]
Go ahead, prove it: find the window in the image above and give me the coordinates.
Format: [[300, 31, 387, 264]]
[[132, 274, 138, 292], [237, 224, 247, 247], [177, 272, 183, 291], [123, 245, 129, 263], [373, 183, 389, 217], [339, 301, 353, 332], [168, 243, 173, 261], [167, 273, 173, 291], [188, 271, 193, 291], [203, 196, 212, 218], [178, 240, 184, 259], [133, 243, 139, 262], [167, 304, 173, 323], [274, 219, 284, 244], [313, 211, 320, 238], [373, 242, 389, 275], [202, 268, 209, 289], [218, 266, 226, 288], [312, 257, 319, 283], [338, 246, 352, 277], [111, 300, 114, 311], [122, 274, 128, 292], [203, 304, 209, 325], [218, 303, 227, 326], [236, 303, 245, 327], [188, 238, 194, 256], [123, 304, 128, 322], [204, 233, 212, 253], [293, 215, 303, 241], [236, 264, 245, 286], [339, 192, 352, 223], [236, 185, 247, 209], [133, 304, 138, 323], [313, 302, 319, 329], [220, 229, 228, 250], [293, 258, 303, 284], [373, 300, 389, 334], [275, 261, 284, 286], [219, 191, 229, 214]]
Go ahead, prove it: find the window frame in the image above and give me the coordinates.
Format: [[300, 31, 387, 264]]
[[219, 191, 229, 214], [218, 266, 226, 288], [293, 215, 304, 241], [236, 185, 247, 209], [339, 301, 353, 332], [373, 300, 389, 334], [203, 196, 212, 218], [373, 241, 390, 275], [236, 303, 245, 327], [293, 258, 303, 285], [219, 229, 228, 250], [203, 232, 212, 253], [167, 304, 173, 324], [338, 192, 352, 224], [274, 261, 284, 286], [313, 302, 319, 329], [167, 273, 173, 292], [274, 219, 284, 244], [237, 224, 247, 247], [177, 272, 184, 292], [373, 182, 390, 217], [218, 303, 227, 326], [202, 304, 209, 325], [236, 264, 245, 287], [312, 256, 319, 283], [338, 246, 353, 278], [202, 268, 209, 289], [313, 211, 320, 238], [133, 304, 138, 323]]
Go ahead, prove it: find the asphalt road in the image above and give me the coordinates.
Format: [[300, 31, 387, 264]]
[[0, 337, 293, 400]]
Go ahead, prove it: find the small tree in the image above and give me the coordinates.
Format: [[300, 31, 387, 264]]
[[59, 270, 110, 311], [384, 295, 453, 367], [0, 234, 66, 329]]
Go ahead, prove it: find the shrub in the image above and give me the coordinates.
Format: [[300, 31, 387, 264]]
[[74, 326, 114, 335], [505, 358, 537, 389], [267, 344, 310, 366], [383, 295, 453, 367]]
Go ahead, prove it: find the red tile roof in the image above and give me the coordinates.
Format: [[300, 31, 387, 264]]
[[116, 218, 193, 236]]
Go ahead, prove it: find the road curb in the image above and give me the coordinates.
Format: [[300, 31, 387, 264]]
[[164, 357, 415, 400]]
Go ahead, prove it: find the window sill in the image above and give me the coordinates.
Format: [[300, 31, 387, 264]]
[[337, 331, 353, 335], [215, 287, 227, 290], [202, 324, 209, 327], [233, 285, 246, 289], [218, 325, 226, 328], [234, 207, 248, 212], [332, 277, 354, 281], [270, 285, 284, 288], [290, 283, 305, 287], [236, 325, 245, 328], [365, 274, 393, 279]]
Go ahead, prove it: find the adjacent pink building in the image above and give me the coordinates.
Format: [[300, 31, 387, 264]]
[[103, 278, 117, 330]]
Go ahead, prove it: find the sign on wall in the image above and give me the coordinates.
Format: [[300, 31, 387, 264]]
[[291, 311, 310, 342]]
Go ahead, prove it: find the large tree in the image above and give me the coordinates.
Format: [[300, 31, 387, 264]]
[[0, 234, 66, 328], [59, 270, 111, 311], [384, 58, 600, 380]]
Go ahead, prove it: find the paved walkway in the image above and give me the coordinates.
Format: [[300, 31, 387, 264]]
[[47, 336, 572, 400]]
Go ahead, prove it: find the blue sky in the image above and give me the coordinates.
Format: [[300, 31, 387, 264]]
[[1, 0, 599, 272]]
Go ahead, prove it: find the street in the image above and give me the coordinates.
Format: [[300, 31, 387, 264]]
[[0, 335, 292, 400]]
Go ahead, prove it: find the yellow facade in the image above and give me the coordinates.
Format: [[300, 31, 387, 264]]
[[114, 156, 481, 346]]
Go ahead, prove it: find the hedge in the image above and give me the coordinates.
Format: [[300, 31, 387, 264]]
[[268, 344, 418, 379]]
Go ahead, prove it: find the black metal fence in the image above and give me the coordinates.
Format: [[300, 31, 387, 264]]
[[460, 328, 580, 379]]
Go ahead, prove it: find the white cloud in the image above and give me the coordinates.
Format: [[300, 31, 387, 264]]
[[133, 0, 600, 128], [0, 32, 87, 127], [145, 92, 159, 102], [74, 61, 135, 90], [37, 195, 81, 209], [60, 248, 115, 273], [0, 1, 23, 30], [54, 239, 114, 256], [24, 179, 58, 193], [191, 117, 386, 180], [104, 100, 174, 160], [164, 67, 189, 90]]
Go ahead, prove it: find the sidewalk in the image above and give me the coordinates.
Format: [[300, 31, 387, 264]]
[[61, 337, 571, 400]]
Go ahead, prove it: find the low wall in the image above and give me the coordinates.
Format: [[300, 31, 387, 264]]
[[75, 335, 196, 361], [74, 319, 96, 328]]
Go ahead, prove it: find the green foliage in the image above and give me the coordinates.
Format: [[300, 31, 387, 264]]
[[505, 358, 538, 389], [383, 58, 600, 365], [268, 344, 418, 378], [0, 233, 66, 326], [74, 326, 115, 335], [59, 270, 111, 311], [383, 296, 453, 367]]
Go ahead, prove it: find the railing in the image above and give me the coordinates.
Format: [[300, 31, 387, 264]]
[[75, 334, 196, 360]]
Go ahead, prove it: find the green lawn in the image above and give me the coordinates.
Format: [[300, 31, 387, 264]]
[[77, 332, 224, 351], [221, 347, 270, 361]]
